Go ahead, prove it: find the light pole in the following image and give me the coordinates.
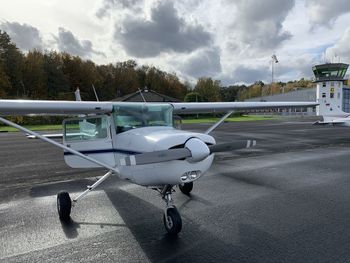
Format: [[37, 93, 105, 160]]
[[271, 54, 279, 95], [271, 54, 278, 83]]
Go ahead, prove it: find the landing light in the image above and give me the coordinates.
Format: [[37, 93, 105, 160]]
[[190, 171, 197, 179], [181, 170, 201, 182]]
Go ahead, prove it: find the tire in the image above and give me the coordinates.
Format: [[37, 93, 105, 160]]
[[57, 191, 71, 221], [163, 207, 182, 235], [179, 182, 193, 195]]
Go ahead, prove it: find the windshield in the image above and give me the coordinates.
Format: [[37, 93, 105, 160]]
[[113, 103, 173, 133]]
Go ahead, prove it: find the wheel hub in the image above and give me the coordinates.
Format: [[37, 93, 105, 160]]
[[166, 215, 173, 229]]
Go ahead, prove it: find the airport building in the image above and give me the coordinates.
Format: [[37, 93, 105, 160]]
[[245, 63, 350, 115]]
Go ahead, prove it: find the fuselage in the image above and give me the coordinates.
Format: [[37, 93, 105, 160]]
[[116, 127, 215, 186], [63, 103, 216, 186]]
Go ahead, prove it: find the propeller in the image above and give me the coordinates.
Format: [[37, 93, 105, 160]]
[[119, 138, 257, 166], [209, 140, 256, 153]]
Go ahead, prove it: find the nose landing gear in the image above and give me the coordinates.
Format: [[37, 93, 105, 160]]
[[161, 185, 182, 235]]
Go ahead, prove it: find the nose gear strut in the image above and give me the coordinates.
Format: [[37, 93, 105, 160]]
[[160, 185, 182, 235]]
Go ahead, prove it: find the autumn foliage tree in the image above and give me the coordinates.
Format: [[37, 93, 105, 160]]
[[0, 31, 188, 101], [194, 77, 221, 102]]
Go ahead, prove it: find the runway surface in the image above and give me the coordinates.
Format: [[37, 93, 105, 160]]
[[1, 117, 350, 262]]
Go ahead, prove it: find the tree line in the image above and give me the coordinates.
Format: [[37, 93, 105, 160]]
[[0, 30, 190, 101]]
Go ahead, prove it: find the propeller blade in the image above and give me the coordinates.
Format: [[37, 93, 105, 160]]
[[119, 148, 191, 166], [209, 140, 256, 153]]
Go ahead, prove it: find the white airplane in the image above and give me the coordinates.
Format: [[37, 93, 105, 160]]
[[0, 99, 317, 235]]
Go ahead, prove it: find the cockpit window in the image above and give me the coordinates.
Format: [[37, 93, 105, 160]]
[[113, 103, 173, 133]]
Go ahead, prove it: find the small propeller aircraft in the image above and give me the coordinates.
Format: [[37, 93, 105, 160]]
[[0, 99, 317, 234]]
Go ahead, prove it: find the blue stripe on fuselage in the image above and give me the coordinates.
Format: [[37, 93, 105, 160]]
[[63, 148, 142, 156]]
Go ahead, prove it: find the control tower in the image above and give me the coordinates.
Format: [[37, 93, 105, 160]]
[[313, 63, 349, 116]]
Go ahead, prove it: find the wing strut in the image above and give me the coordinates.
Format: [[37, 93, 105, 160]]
[[0, 116, 119, 174], [73, 170, 113, 204], [205, 111, 234, 134]]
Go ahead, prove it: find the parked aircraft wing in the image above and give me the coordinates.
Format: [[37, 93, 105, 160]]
[[0, 100, 318, 116], [171, 101, 318, 114], [0, 100, 113, 115]]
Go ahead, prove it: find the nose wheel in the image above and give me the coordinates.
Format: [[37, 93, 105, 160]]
[[163, 207, 182, 235], [161, 185, 182, 235]]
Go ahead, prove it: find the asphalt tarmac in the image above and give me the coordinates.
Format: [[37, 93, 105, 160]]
[[2, 117, 350, 262]]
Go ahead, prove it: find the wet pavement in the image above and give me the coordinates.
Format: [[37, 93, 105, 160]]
[[1, 117, 350, 262]]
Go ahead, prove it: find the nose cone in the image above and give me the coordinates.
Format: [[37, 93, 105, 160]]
[[185, 138, 210, 162]]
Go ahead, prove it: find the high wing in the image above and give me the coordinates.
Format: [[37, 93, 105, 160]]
[[0, 99, 318, 116], [171, 101, 318, 114], [0, 100, 113, 115]]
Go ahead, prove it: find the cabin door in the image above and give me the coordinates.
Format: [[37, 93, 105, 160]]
[[63, 115, 116, 168]]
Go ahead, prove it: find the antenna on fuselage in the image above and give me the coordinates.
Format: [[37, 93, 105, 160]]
[[138, 87, 147, 103], [92, 84, 99, 101]]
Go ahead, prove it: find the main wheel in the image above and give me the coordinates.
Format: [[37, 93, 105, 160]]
[[179, 182, 193, 195], [163, 207, 182, 235], [57, 191, 71, 221]]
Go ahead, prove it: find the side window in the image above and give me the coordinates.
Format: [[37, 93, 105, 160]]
[[64, 116, 108, 142], [330, 93, 334, 99]]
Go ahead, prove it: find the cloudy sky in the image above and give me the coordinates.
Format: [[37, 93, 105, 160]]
[[1, 0, 350, 85]]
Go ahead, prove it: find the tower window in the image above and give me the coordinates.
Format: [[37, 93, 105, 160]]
[[330, 93, 334, 98], [322, 93, 326, 98], [322, 82, 326, 87]]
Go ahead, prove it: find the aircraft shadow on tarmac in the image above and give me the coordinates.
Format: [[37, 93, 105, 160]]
[[29, 177, 284, 262], [26, 170, 326, 262], [25, 172, 342, 262], [59, 218, 126, 239], [177, 193, 213, 211], [102, 188, 295, 263], [219, 172, 281, 190], [29, 178, 100, 198]]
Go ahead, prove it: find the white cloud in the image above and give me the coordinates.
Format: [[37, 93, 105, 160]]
[[229, 0, 295, 50], [179, 47, 222, 79], [115, 1, 212, 57], [326, 27, 350, 63], [55, 27, 106, 58], [305, 0, 350, 27], [0, 21, 43, 51]]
